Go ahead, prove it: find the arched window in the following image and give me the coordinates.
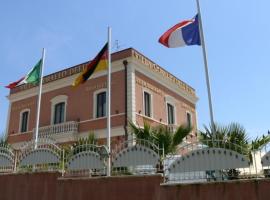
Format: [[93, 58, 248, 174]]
[[186, 112, 192, 128], [96, 91, 106, 118], [93, 89, 107, 118], [165, 95, 177, 125], [19, 109, 30, 133], [54, 102, 65, 124], [50, 95, 68, 125], [143, 90, 153, 118], [167, 103, 175, 125]]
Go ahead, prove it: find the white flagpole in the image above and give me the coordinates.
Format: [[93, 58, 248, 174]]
[[195, 0, 216, 136], [107, 27, 112, 176], [34, 48, 45, 149]]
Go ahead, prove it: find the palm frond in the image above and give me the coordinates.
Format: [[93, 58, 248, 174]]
[[251, 134, 270, 150], [172, 125, 192, 147]]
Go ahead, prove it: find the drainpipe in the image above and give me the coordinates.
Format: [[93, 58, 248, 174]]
[[123, 60, 128, 140]]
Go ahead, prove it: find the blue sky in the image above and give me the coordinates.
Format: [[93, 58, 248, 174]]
[[0, 0, 269, 139]]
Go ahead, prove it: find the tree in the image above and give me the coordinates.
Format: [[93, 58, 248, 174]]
[[129, 121, 192, 156], [0, 134, 8, 146], [199, 122, 249, 155], [251, 134, 270, 151]]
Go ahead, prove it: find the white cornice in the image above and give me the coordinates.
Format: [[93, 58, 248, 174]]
[[7, 59, 130, 103], [130, 59, 198, 105]]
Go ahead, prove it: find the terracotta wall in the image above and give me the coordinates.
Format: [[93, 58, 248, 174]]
[[135, 71, 197, 130], [0, 173, 269, 200], [8, 70, 126, 141]]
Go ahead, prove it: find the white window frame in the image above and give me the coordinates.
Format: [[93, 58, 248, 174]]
[[93, 88, 107, 119], [165, 95, 177, 125], [50, 95, 68, 125], [186, 111, 192, 127], [19, 108, 30, 133], [166, 102, 176, 125], [142, 89, 153, 118]]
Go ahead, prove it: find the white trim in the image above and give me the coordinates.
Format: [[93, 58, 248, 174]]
[[165, 95, 177, 125], [127, 63, 136, 123], [78, 126, 125, 139], [7, 60, 127, 103], [135, 113, 167, 126], [80, 112, 125, 124], [50, 95, 68, 125], [9, 130, 32, 137], [166, 102, 177, 126], [131, 59, 198, 104], [5, 101, 12, 139], [19, 108, 30, 133], [186, 111, 192, 127], [142, 89, 153, 118], [93, 88, 107, 119]]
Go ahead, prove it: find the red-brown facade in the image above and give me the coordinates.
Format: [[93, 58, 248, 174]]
[[6, 48, 198, 148]]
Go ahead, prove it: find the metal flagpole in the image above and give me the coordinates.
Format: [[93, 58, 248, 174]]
[[196, 0, 216, 136], [34, 48, 45, 149], [107, 27, 112, 176]]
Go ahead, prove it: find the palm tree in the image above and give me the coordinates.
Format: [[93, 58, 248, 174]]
[[0, 134, 8, 147], [199, 122, 250, 155], [128, 121, 152, 141], [251, 134, 270, 151], [152, 125, 192, 155], [129, 121, 192, 156]]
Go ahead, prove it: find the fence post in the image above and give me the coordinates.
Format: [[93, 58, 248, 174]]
[[252, 144, 258, 178], [162, 143, 166, 183], [61, 149, 65, 176], [13, 150, 18, 173]]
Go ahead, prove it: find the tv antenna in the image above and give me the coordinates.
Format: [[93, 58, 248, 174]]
[[112, 40, 125, 52]]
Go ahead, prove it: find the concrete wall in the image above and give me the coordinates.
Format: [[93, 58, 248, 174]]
[[0, 172, 270, 200]]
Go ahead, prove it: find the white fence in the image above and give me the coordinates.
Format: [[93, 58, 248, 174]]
[[1, 138, 270, 183]]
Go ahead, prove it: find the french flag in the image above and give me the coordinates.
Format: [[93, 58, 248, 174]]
[[159, 14, 201, 48]]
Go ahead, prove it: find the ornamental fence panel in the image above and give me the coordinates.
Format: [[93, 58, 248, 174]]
[[64, 143, 108, 177], [253, 141, 270, 178], [111, 138, 163, 176], [1, 137, 270, 184], [17, 138, 63, 173], [163, 140, 252, 184], [0, 143, 15, 173]]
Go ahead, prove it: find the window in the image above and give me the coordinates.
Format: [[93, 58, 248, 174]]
[[50, 95, 68, 125], [20, 111, 29, 132], [54, 102, 65, 124], [144, 91, 151, 117], [167, 103, 175, 125], [96, 91, 106, 118], [187, 112, 192, 128]]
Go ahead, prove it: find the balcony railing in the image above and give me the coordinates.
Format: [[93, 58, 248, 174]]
[[167, 124, 177, 132], [33, 121, 79, 139]]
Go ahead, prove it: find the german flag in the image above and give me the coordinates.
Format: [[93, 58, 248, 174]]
[[72, 43, 108, 87]]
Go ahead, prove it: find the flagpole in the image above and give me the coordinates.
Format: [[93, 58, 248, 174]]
[[195, 0, 216, 136], [107, 27, 112, 176], [34, 48, 45, 149]]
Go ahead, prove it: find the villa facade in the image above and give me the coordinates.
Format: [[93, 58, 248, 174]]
[[6, 48, 198, 149]]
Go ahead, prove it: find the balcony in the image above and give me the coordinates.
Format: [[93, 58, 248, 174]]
[[33, 121, 79, 142], [167, 124, 177, 132]]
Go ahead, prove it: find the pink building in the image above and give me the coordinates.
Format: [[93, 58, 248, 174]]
[[6, 48, 198, 149]]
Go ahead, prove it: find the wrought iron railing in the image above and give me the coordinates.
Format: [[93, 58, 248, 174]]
[[2, 138, 270, 184]]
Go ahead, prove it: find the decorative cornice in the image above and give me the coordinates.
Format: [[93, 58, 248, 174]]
[[8, 47, 197, 102]]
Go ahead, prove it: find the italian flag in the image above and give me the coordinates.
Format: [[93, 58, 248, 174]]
[[5, 59, 42, 89]]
